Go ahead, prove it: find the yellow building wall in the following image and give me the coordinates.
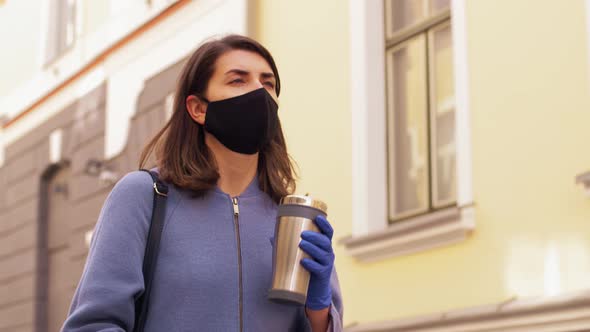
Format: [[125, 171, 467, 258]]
[[467, 0, 590, 301], [256, 0, 590, 326]]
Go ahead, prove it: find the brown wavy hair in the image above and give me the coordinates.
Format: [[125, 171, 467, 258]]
[[139, 35, 297, 203]]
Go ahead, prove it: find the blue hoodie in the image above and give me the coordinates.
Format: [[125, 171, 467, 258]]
[[61, 170, 343, 331]]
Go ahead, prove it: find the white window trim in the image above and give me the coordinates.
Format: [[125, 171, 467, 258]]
[[342, 0, 474, 262], [344, 290, 590, 332]]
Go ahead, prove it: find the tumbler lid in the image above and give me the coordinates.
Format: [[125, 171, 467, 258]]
[[280, 194, 328, 214]]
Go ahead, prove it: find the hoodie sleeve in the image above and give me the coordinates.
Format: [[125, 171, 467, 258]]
[[297, 267, 344, 332], [61, 171, 154, 332]]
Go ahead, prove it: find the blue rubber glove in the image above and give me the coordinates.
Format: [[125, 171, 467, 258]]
[[299, 214, 335, 310]]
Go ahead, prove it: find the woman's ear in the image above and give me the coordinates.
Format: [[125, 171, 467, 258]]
[[186, 95, 207, 125]]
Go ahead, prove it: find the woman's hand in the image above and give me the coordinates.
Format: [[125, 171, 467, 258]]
[[299, 215, 335, 310]]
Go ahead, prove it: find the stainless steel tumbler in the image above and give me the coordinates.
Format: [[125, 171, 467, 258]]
[[268, 194, 328, 305]]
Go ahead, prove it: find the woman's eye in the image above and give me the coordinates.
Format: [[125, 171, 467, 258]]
[[230, 79, 245, 84], [264, 82, 275, 89]]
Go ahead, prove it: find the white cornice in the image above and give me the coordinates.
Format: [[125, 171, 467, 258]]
[[345, 290, 590, 332]]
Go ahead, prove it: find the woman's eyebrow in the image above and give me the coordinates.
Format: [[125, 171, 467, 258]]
[[260, 72, 275, 80], [224, 69, 275, 80], [225, 69, 249, 76]]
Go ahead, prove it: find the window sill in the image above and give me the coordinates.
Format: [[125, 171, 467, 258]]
[[575, 171, 590, 196], [344, 290, 590, 332], [339, 205, 475, 262]]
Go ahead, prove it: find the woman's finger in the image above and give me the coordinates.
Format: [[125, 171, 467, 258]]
[[314, 215, 334, 240], [300, 258, 324, 276], [301, 231, 332, 252], [299, 240, 331, 265]]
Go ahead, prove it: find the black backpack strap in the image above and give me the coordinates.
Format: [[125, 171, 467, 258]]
[[134, 169, 168, 332]]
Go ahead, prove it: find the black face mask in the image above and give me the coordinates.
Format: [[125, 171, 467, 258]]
[[202, 88, 279, 155]]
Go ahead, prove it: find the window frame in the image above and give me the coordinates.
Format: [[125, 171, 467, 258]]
[[341, 0, 474, 262]]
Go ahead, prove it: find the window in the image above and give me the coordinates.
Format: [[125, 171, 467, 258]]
[[343, 0, 473, 262], [45, 0, 77, 64], [384, 0, 456, 222]]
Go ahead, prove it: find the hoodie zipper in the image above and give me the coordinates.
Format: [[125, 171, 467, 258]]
[[232, 197, 243, 332]]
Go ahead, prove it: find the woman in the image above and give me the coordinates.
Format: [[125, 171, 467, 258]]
[[61, 35, 343, 331]]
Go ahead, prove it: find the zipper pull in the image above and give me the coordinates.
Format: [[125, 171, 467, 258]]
[[232, 197, 240, 216]]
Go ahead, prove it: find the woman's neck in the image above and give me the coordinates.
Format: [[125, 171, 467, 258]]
[[205, 133, 258, 197]]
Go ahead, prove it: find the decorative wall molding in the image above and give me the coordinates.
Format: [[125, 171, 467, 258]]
[[345, 290, 590, 332]]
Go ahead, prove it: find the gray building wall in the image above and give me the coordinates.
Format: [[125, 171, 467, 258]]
[[0, 57, 187, 332]]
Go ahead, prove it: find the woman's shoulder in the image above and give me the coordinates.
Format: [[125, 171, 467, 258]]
[[105, 170, 156, 206], [114, 170, 154, 191]]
